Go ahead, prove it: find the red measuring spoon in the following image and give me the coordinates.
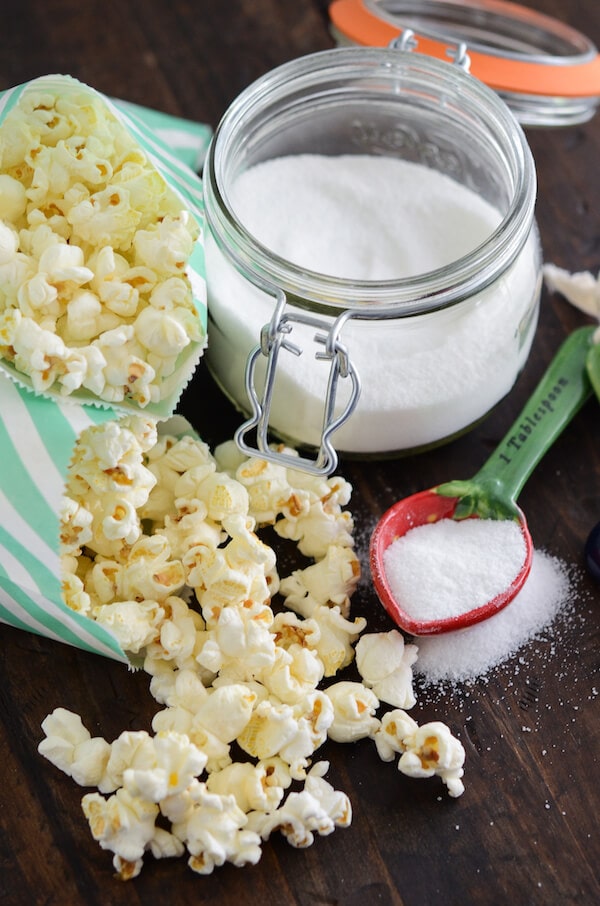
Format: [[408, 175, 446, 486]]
[[370, 326, 595, 636]]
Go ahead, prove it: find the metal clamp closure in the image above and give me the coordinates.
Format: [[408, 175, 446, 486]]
[[390, 28, 471, 73], [235, 291, 361, 476]]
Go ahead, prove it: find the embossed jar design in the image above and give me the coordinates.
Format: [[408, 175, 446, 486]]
[[203, 47, 541, 474]]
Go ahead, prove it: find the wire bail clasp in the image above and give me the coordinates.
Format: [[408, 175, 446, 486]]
[[235, 291, 361, 476], [390, 28, 471, 73]]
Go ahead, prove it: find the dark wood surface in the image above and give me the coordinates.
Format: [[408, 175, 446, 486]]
[[1, 2, 599, 904]]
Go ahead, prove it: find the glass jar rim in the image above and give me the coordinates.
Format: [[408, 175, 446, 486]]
[[204, 46, 537, 318]]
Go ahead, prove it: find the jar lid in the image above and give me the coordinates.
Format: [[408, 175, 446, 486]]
[[329, 0, 600, 125]]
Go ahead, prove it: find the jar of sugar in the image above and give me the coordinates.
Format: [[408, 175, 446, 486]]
[[203, 45, 542, 473]]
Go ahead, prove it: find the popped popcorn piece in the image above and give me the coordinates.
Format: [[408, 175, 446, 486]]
[[278, 691, 335, 779], [544, 263, 600, 321], [278, 545, 360, 618], [122, 730, 207, 802], [374, 711, 465, 797], [192, 683, 257, 746], [275, 499, 355, 559], [81, 788, 159, 874], [236, 699, 300, 762], [61, 568, 92, 615], [355, 631, 418, 709], [302, 605, 366, 677], [152, 683, 257, 774], [59, 496, 93, 555], [104, 730, 157, 791], [373, 710, 420, 763], [148, 665, 209, 710], [325, 681, 380, 743], [144, 595, 200, 665], [38, 708, 111, 789], [0, 173, 26, 221], [259, 642, 324, 705], [205, 760, 286, 813], [247, 762, 351, 848], [398, 721, 465, 798], [303, 761, 352, 829], [0, 78, 203, 403], [196, 604, 276, 675], [235, 455, 304, 524], [170, 785, 263, 874], [93, 599, 164, 654], [148, 826, 186, 862], [119, 536, 186, 602]]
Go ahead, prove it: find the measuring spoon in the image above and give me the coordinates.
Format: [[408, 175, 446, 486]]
[[370, 326, 595, 636]]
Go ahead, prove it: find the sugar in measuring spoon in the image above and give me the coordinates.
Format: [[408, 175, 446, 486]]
[[370, 327, 596, 636]]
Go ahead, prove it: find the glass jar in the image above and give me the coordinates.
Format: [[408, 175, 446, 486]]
[[203, 46, 541, 474]]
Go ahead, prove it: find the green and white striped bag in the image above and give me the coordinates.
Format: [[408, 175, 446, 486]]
[[0, 75, 212, 660], [0, 376, 129, 660]]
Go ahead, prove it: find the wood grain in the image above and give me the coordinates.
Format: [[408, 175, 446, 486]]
[[1, 2, 599, 904]]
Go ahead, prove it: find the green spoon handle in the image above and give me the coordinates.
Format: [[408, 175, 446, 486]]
[[473, 326, 595, 503]]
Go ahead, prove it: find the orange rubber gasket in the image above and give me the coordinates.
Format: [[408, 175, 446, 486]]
[[329, 0, 600, 97]]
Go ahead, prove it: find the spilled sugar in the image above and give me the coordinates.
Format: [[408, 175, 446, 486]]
[[413, 549, 574, 684]]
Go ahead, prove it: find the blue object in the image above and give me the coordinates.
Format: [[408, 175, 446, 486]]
[[584, 521, 600, 583]]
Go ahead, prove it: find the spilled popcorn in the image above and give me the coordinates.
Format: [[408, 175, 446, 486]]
[[0, 78, 203, 406], [543, 263, 600, 400], [39, 416, 465, 879]]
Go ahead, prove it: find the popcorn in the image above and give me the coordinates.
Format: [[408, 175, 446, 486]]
[[236, 699, 299, 762], [278, 691, 335, 779], [122, 731, 207, 801], [59, 496, 93, 555], [146, 596, 200, 664], [275, 498, 355, 559], [152, 683, 257, 774], [38, 708, 111, 789], [191, 684, 257, 746], [104, 730, 157, 791], [373, 710, 420, 763], [355, 631, 418, 709], [94, 599, 164, 654], [302, 605, 366, 677], [234, 455, 302, 524], [82, 788, 159, 878], [374, 711, 465, 797], [0, 77, 203, 405], [543, 263, 600, 321], [170, 785, 262, 875], [41, 417, 467, 881], [247, 762, 350, 848], [259, 643, 324, 706], [325, 681, 380, 743], [196, 604, 276, 674], [205, 761, 286, 813], [397, 722, 466, 798]]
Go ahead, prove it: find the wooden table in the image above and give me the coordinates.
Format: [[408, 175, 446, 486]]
[[1, 2, 599, 903]]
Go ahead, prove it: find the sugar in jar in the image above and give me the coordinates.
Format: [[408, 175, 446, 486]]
[[202, 46, 541, 472]]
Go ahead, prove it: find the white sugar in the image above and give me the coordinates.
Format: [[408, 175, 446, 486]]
[[382, 517, 527, 621], [230, 154, 500, 280], [414, 550, 572, 683]]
